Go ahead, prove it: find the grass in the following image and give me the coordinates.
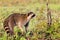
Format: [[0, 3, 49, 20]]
[[0, 3, 60, 40]]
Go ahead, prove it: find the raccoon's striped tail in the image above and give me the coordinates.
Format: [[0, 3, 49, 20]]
[[3, 20, 14, 36]]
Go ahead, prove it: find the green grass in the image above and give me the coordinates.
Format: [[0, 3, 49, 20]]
[[0, 3, 60, 40], [49, 4, 60, 10]]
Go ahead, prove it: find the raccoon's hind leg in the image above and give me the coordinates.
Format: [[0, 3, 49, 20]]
[[8, 22, 16, 40], [8, 21, 15, 36]]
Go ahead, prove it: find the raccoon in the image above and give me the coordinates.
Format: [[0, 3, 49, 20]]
[[3, 12, 35, 36]]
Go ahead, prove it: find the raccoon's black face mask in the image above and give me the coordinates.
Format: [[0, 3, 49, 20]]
[[28, 12, 35, 18]]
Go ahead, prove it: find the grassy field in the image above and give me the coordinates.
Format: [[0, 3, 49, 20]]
[[0, 0, 60, 40]]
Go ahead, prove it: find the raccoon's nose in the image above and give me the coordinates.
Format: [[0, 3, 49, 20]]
[[31, 14, 35, 18], [33, 14, 35, 17]]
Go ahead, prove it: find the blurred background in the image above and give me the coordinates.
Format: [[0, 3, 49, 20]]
[[0, 0, 60, 40]]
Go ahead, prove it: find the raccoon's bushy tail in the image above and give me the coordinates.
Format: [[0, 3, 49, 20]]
[[3, 20, 13, 36]]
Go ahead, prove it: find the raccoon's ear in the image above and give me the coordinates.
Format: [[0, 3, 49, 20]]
[[28, 12, 33, 16]]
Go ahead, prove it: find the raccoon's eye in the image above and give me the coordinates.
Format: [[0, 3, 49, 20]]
[[28, 12, 33, 16]]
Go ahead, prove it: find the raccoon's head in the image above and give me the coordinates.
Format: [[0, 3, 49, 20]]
[[28, 12, 35, 18]]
